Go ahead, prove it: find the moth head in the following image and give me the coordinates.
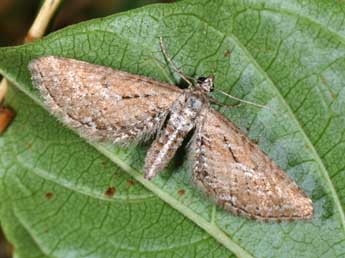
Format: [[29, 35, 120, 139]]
[[197, 75, 214, 93]]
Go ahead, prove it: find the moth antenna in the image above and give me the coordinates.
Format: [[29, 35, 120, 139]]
[[147, 56, 195, 82], [159, 36, 194, 87], [215, 89, 270, 110]]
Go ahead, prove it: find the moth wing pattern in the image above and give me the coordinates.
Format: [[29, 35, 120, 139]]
[[29, 56, 183, 143], [191, 107, 313, 221]]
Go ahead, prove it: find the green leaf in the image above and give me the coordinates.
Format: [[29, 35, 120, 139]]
[[1, 0, 345, 257]]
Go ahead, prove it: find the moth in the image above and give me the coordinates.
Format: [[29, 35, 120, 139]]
[[28, 42, 313, 221]]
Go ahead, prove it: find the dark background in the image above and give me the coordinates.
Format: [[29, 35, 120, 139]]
[[0, 0, 175, 47], [0, 1, 175, 257]]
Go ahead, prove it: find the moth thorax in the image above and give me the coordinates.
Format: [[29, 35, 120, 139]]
[[197, 75, 214, 93], [187, 95, 203, 111]]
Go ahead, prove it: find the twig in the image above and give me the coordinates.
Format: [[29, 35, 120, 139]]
[[0, 0, 63, 103], [0, 80, 8, 104], [25, 0, 63, 43]]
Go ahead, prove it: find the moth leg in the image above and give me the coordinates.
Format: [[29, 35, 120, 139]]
[[214, 89, 268, 110], [209, 96, 241, 109]]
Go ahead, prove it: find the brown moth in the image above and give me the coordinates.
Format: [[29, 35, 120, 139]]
[[28, 54, 313, 221]]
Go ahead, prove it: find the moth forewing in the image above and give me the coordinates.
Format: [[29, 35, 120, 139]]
[[191, 108, 313, 221], [29, 56, 182, 144]]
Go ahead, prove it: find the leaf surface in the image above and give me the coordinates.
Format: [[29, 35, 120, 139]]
[[1, 0, 345, 257]]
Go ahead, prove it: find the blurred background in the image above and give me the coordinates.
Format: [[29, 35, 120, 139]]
[[0, 0, 175, 46], [0, 1, 175, 257]]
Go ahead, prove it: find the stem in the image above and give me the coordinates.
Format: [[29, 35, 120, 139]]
[[25, 0, 63, 42], [0, 0, 63, 103], [0, 80, 8, 104]]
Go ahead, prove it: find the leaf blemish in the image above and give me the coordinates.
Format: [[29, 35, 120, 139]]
[[224, 50, 231, 57], [45, 192, 54, 200], [178, 189, 186, 196], [104, 186, 116, 197], [127, 179, 135, 186]]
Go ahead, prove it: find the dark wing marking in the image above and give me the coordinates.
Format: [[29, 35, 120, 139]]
[[191, 107, 313, 221], [29, 56, 182, 143]]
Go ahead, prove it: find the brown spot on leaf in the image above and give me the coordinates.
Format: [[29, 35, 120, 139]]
[[177, 189, 186, 196], [224, 50, 231, 57], [45, 192, 54, 200], [112, 172, 119, 178], [104, 186, 116, 197], [0, 226, 14, 257], [320, 75, 336, 100], [127, 179, 135, 186]]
